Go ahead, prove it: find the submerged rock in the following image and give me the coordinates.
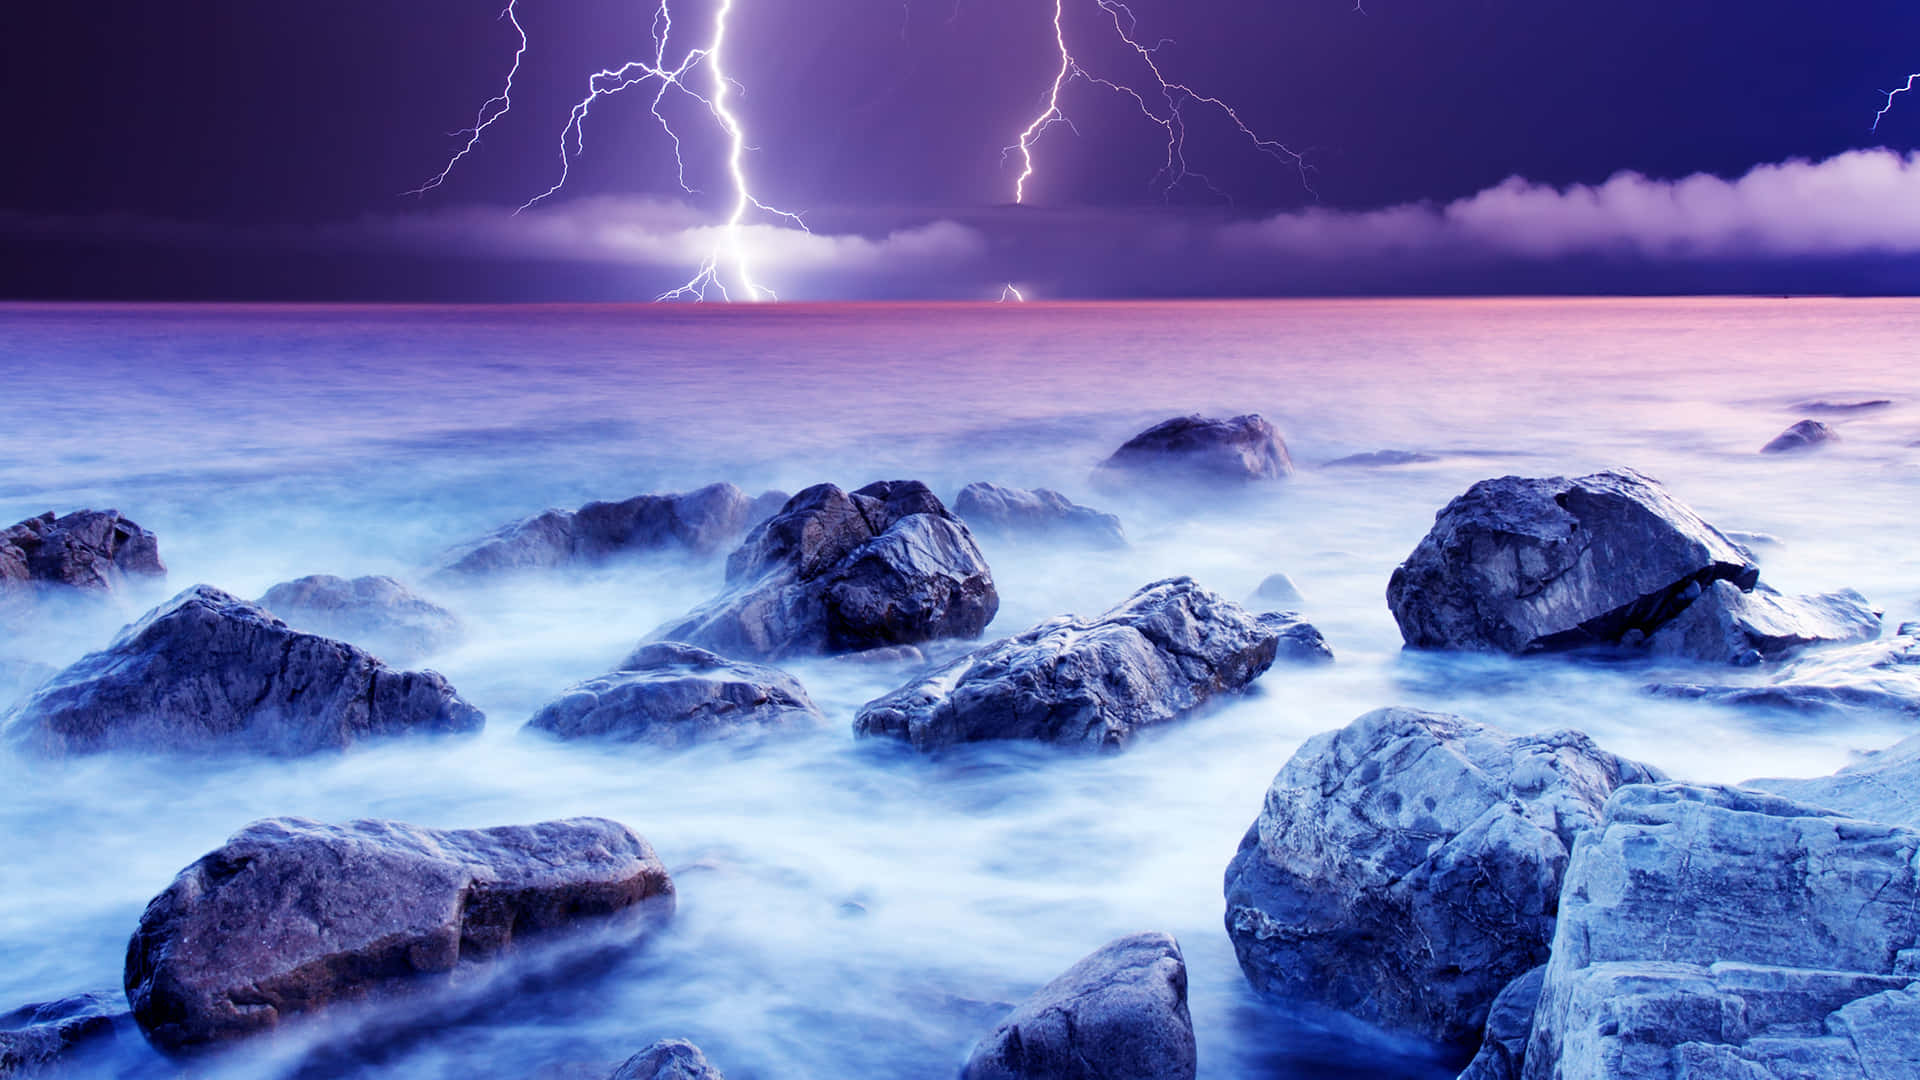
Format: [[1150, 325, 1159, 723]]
[[650, 482, 998, 661], [1645, 580, 1880, 665], [439, 483, 781, 577], [853, 578, 1327, 752], [257, 574, 462, 663], [1749, 732, 1920, 827], [125, 816, 673, 1053], [1386, 469, 1758, 655], [1523, 783, 1920, 1079], [609, 1038, 726, 1080], [0, 509, 163, 595], [1794, 398, 1892, 414], [1458, 967, 1545, 1080], [525, 642, 824, 746], [1760, 418, 1839, 454], [0, 992, 126, 1078], [1223, 707, 1663, 1050], [1094, 414, 1293, 489], [1323, 450, 1441, 468], [962, 933, 1195, 1080], [3, 585, 484, 756], [1649, 620, 1920, 716], [1252, 573, 1305, 608], [953, 483, 1126, 549]]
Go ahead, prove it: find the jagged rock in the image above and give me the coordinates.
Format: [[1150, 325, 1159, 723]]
[[525, 642, 823, 745], [1458, 967, 1545, 1080], [3, 585, 484, 756], [1749, 732, 1920, 827], [650, 482, 998, 661], [0, 509, 163, 594], [609, 1039, 726, 1080], [257, 574, 462, 663], [1252, 573, 1305, 608], [1094, 414, 1293, 489], [1760, 419, 1839, 454], [439, 483, 782, 576], [1522, 783, 1920, 1080], [0, 993, 125, 1078], [1323, 450, 1440, 468], [1386, 469, 1758, 655], [953, 483, 1126, 549], [1649, 620, 1920, 716], [853, 578, 1327, 752], [1223, 707, 1664, 1050], [962, 933, 1195, 1080], [125, 816, 674, 1053], [1645, 580, 1881, 665]]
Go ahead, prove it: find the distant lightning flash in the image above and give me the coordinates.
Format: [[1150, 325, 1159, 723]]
[[409, 2, 528, 196], [1874, 74, 1920, 131]]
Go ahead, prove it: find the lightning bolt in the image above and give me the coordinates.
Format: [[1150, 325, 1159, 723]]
[[1874, 74, 1920, 131], [409, 1, 528, 197]]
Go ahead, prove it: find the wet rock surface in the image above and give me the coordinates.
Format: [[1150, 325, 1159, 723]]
[[0, 509, 163, 595], [853, 577, 1326, 752], [650, 482, 998, 661], [257, 574, 463, 663], [439, 483, 781, 577], [125, 816, 673, 1053], [1523, 783, 1920, 1080], [525, 642, 824, 745], [1760, 418, 1840, 454], [3, 585, 484, 756], [1223, 707, 1663, 1049], [1644, 580, 1881, 665], [1749, 731, 1920, 826], [1387, 469, 1758, 655], [1094, 414, 1293, 488], [953, 483, 1126, 549], [1458, 967, 1545, 1080], [1649, 620, 1920, 715], [962, 932, 1195, 1080], [0, 992, 126, 1078], [608, 1038, 726, 1080]]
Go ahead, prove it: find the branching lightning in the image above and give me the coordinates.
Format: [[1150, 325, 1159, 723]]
[[409, 2, 528, 196], [1874, 74, 1920, 132]]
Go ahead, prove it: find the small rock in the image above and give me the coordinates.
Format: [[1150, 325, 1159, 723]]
[[953, 483, 1126, 549], [257, 574, 462, 664], [1648, 622, 1920, 716], [1094, 414, 1293, 489], [525, 642, 824, 745], [1645, 580, 1881, 664], [0, 509, 163, 595], [1760, 419, 1840, 454], [1322, 450, 1440, 468], [1793, 399, 1892, 414], [962, 933, 1195, 1080], [1252, 573, 1305, 608], [125, 816, 674, 1052], [833, 644, 928, 667], [609, 1038, 726, 1080], [439, 483, 780, 577]]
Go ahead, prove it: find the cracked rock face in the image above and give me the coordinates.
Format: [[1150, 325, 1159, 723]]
[[124, 816, 674, 1054], [0, 509, 164, 596], [853, 577, 1328, 752], [1387, 469, 1758, 655], [3, 585, 484, 756], [962, 932, 1195, 1080], [525, 642, 824, 745], [953, 483, 1126, 549], [649, 482, 998, 662], [1094, 414, 1293, 489], [609, 1038, 727, 1080], [1222, 708, 1663, 1050], [438, 483, 784, 577], [257, 574, 463, 664], [1522, 784, 1920, 1080]]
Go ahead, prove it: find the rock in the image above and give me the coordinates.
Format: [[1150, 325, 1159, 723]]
[[1748, 732, 1920, 827], [1522, 783, 1920, 1080], [439, 483, 780, 576], [1223, 707, 1664, 1050], [1645, 580, 1881, 664], [1760, 419, 1839, 454], [3, 585, 484, 756], [0, 509, 163, 594], [257, 574, 463, 664], [125, 816, 674, 1053], [1252, 573, 1305, 608], [1458, 967, 1545, 1080], [609, 1038, 726, 1080], [1094, 414, 1293, 489], [1648, 621, 1920, 716], [962, 932, 1195, 1080], [1386, 469, 1758, 655], [0, 993, 126, 1078], [833, 644, 929, 667], [854, 578, 1327, 752], [1323, 450, 1441, 468], [1794, 399, 1892, 414], [952, 483, 1126, 549], [650, 482, 998, 661], [525, 642, 824, 745]]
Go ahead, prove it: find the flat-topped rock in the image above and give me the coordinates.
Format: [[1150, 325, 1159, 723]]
[[1095, 414, 1293, 489], [1794, 398, 1892, 414], [854, 578, 1327, 752], [953, 483, 1126, 549], [1224, 708, 1663, 1050], [1387, 469, 1758, 655], [0, 509, 163, 595], [526, 642, 823, 746], [3, 585, 484, 756], [125, 816, 673, 1052], [257, 574, 462, 664], [439, 483, 782, 577], [650, 482, 998, 661], [1323, 449, 1440, 468], [1645, 580, 1880, 665], [1760, 418, 1839, 454], [1649, 620, 1920, 715], [962, 933, 1195, 1080]]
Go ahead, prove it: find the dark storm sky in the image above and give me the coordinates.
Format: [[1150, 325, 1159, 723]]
[[6, 0, 1920, 299]]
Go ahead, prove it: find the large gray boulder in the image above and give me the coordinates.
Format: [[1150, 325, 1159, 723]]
[[953, 483, 1125, 549], [853, 578, 1328, 752], [962, 933, 1195, 1080], [1522, 783, 1920, 1080], [3, 585, 484, 756], [1761, 418, 1839, 454], [0, 993, 125, 1079], [1387, 469, 1758, 655], [525, 642, 824, 745], [439, 483, 782, 577], [650, 482, 998, 662], [1650, 620, 1920, 715], [125, 816, 674, 1053], [1094, 414, 1292, 489], [1749, 731, 1920, 827], [1644, 580, 1881, 665], [257, 574, 463, 664], [609, 1038, 726, 1080], [0, 509, 163, 595], [1223, 708, 1664, 1050]]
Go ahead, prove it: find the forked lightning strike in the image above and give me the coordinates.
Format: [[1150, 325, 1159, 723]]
[[1875, 74, 1920, 131]]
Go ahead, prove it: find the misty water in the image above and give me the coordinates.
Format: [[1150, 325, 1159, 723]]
[[2, 298, 1917, 1079]]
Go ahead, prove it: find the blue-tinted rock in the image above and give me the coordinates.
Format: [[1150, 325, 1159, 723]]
[[1095, 414, 1293, 489], [953, 483, 1125, 549], [526, 642, 823, 745]]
